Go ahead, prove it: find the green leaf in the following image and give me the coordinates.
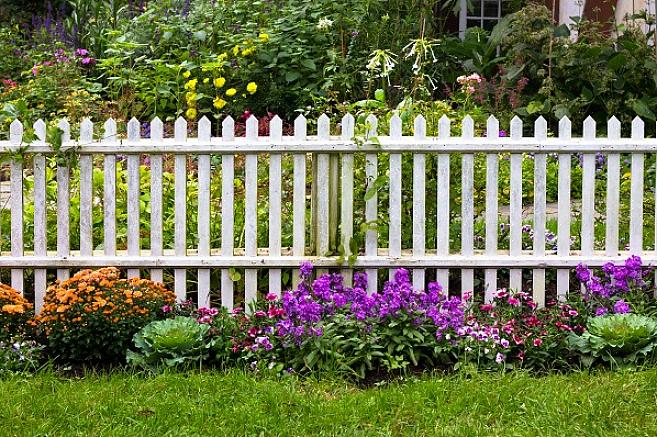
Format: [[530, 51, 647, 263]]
[[633, 99, 656, 121], [526, 101, 544, 115], [374, 89, 385, 102], [300, 59, 316, 70]]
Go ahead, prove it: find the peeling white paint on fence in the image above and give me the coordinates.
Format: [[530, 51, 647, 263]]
[[1, 114, 654, 312]]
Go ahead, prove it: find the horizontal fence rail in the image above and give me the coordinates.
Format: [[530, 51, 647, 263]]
[[0, 114, 654, 311]]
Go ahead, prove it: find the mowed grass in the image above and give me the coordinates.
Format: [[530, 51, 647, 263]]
[[1, 368, 656, 436]]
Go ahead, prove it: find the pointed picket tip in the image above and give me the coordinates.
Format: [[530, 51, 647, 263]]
[[245, 115, 259, 139], [198, 116, 212, 140], [294, 114, 307, 139], [29, 119, 44, 143], [127, 117, 141, 140], [632, 116, 645, 138], [461, 115, 474, 138], [607, 116, 621, 139], [9, 119, 23, 135], [510, 116, 523, 139], [486, 115, 499, 138], [558, 116, 571, 138], [389, 114, 402, 138], [103, 118, 117, 140], [534, 116, 548, 139], [269, 115, 283, 140], [317, 113, 330, 139], [221, 116, 235, 140], [57, 118, 71, 143], [80, 118, 94, 142], [340, 113, 354, 140], [413, 115, 426, 138], [438, 115, 450, 138], [174, 117, 187, 140], [150, 117, 164, 139]]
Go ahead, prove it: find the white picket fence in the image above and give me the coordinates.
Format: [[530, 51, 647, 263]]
[[1, 113, 655, 311]]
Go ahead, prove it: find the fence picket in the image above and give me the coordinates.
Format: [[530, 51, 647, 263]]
[[79, 119, 94, 258], [174, 117, 187, 301], [56, 119, 72, 282], [461, 116, 474, 298], [581, 117, 596, 257], [293, 115, 307, 289], [9, 120, 23, 293], [606, 117, 621, 257], [150, 117, 164, 283], [340, 114, 355, 287], [316, 114, 331, 271], [103, 119, 117, 258], [33, 120, 47, 309], [533, 117, 547, 307], [127, 118, 141, 279], [244, 116, 258, 308], [221, 117, 235, 309], [436, 115, 451, 290], [389, 115, 403, 282], [269, 116, 283, 297], [509, 116, 523, 292], [412, 115, 426, 290], [630, 117, 645, 254], [365, 114, 378, 294], [197, 116, 212, 307], [557, 117, 572, 300], [485, 116, 499, 302]]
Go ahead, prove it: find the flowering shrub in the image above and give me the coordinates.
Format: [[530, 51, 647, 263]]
[[0, 283, 33, 341], [225, 264, 466, 378], [35, 267, 175, 364], [459, 290, 585, 371], [575, 256, 657, 317]]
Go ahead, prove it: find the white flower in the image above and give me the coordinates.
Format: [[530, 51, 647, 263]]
[[317, 18, 334, 30]]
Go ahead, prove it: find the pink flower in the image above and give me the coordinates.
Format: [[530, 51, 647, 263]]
[[507, 297, 520, 307], [162, 305, 172, 313], [254, 310, 266, 318], [266, 293, 278, 301], [568, 310, 578, 317], [479, 304, 494, 312], [533, 338, 543, 347]]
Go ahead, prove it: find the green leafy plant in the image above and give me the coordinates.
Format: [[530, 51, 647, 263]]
[[127, 316, 214, 369], [569, 314, 657, 368]]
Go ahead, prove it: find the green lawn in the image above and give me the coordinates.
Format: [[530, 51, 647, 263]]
[[1, 369, 656, 436]]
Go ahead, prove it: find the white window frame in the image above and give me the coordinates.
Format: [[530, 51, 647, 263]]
[[459, 0, 503, 38]]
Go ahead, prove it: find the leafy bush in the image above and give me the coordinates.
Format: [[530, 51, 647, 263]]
[[35, 267, 175, 364], [569, 314, 657, 368], [0, 283, 33, 341], [127, 316, 214, 369]]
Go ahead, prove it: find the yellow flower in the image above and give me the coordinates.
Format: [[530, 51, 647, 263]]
[[183, 71, 191, 78], [226, 88, 237, 97], [246, 82, 257, 94], [203, 78, 210, 84], [184, 79, 198, 90], [213, 97, 227, 110], [259, 33, 269, 43], [232, 45, 240, 56], [186, 108, 197, 119], [218, 52, 228, 61], [241, 47, 255, 56], [185, 91, 197, 105], [213, 77, 226, 88]]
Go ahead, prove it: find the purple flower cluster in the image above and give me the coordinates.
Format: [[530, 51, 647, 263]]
[[576, 256, 645, 300], [575, 256, 653, 315], [275, 263, 466, 344]]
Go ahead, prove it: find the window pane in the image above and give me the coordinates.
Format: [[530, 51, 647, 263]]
[[468, 0, 483, 15], [482, 19, 499, 31], [483, 0, 501, 17], [467, 18, 482, 28]]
